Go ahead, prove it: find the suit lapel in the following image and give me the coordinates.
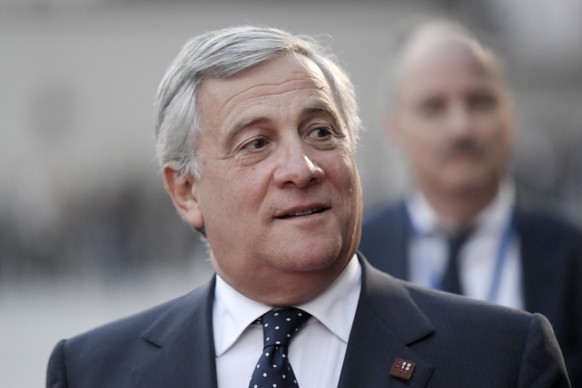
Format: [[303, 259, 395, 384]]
[[338, 257, 435, 387], [394, 202, 412, 279], [387, 202, 411, 280], [131, 277, 218, 388], [518, 210, 548, 314], [363, 201, 410, 279]]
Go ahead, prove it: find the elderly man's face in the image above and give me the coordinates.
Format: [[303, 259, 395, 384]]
[[165, 54, 362, 304], [392, 40, 515, 197]]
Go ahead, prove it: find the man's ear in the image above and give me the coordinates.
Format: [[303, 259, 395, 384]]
[[162, 163, 204, 230]]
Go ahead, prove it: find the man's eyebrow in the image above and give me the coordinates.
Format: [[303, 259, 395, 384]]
[[227, 117, 273, 141], [301, 105, 342, 127], [225, 104, 342, 142]]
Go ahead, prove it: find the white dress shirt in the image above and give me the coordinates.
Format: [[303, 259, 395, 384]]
[[213, 255, 361, 388], [406, 182, 523, 309]]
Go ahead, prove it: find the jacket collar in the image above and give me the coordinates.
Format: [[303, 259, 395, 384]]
[[131, 277, 218, 388]]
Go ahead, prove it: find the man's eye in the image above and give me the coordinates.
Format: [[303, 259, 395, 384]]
[[309, 127, 333, 139], [469, 93, 496, 110], [244, 138, 269, 150], [420, 98, 445, 116]]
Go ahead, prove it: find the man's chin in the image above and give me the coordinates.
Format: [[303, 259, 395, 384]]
[[278, 244, 345, 271], [438, 171, 495, 193]]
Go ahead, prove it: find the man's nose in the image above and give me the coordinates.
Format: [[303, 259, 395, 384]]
[[273, 140, 324, 188], [446, 103, 474, 136]]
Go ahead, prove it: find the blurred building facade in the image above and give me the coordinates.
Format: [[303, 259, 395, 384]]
[[1, 0, 581, 286]]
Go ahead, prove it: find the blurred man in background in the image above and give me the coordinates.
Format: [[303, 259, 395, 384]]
[[359, 20, 582, 386]]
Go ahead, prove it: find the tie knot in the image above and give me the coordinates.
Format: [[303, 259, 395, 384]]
[[260, 308, 310, 348], [448, 227, 473, 251]]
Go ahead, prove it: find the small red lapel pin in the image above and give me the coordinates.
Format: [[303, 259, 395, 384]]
[[389, 358, 416, 381]]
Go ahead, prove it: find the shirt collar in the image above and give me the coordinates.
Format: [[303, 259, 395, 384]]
[[406, 190, 441, 235], [213, 275, 271, 357], [473, 180, 515, 235], [406, 180, 516, 236], [212, 255, 361, 356], [298, 255, 361, 344]]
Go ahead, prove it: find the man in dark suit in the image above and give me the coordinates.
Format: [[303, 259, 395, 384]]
[[359, 20, 582, 386], [47, 25, 570, 387]]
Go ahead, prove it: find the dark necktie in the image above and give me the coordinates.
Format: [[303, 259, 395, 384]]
[[249, 308, 311, 388], [441, 229, 472, 295]]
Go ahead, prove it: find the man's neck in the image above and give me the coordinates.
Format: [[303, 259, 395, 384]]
[[421, 182, 500, 227]]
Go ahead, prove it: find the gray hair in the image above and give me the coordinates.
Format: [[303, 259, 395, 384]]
[[154, 25, 362, 178]]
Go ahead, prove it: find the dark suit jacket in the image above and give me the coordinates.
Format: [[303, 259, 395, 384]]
[[360, 201, 582, 387], [47, 257, 570, 387]]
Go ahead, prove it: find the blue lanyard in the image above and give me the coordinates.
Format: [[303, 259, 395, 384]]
[[486, 213, 516, 302], [409, 212, 516, 302]]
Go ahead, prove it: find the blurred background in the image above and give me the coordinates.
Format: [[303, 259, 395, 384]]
[[1, 0, 581, 386]]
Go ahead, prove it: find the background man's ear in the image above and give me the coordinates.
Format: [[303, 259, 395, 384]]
[[162, 164, 204, 230]]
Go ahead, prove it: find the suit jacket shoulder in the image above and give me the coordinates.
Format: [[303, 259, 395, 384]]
[[46, 278, 218, 388], [338, 258, 571, 387]]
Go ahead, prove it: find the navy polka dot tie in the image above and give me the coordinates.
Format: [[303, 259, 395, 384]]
[[249, 308, 311, 388]]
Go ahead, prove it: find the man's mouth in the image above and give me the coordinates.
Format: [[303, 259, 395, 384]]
[[276, 207, 328, 219], [442, 141, 486, 161]]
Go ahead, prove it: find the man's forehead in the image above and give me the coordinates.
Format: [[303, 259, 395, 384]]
[[198, 55, 332, 108], [405, 37, 494, 78], [395, 36, 506, 101], [196, 53, 341, 137]]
